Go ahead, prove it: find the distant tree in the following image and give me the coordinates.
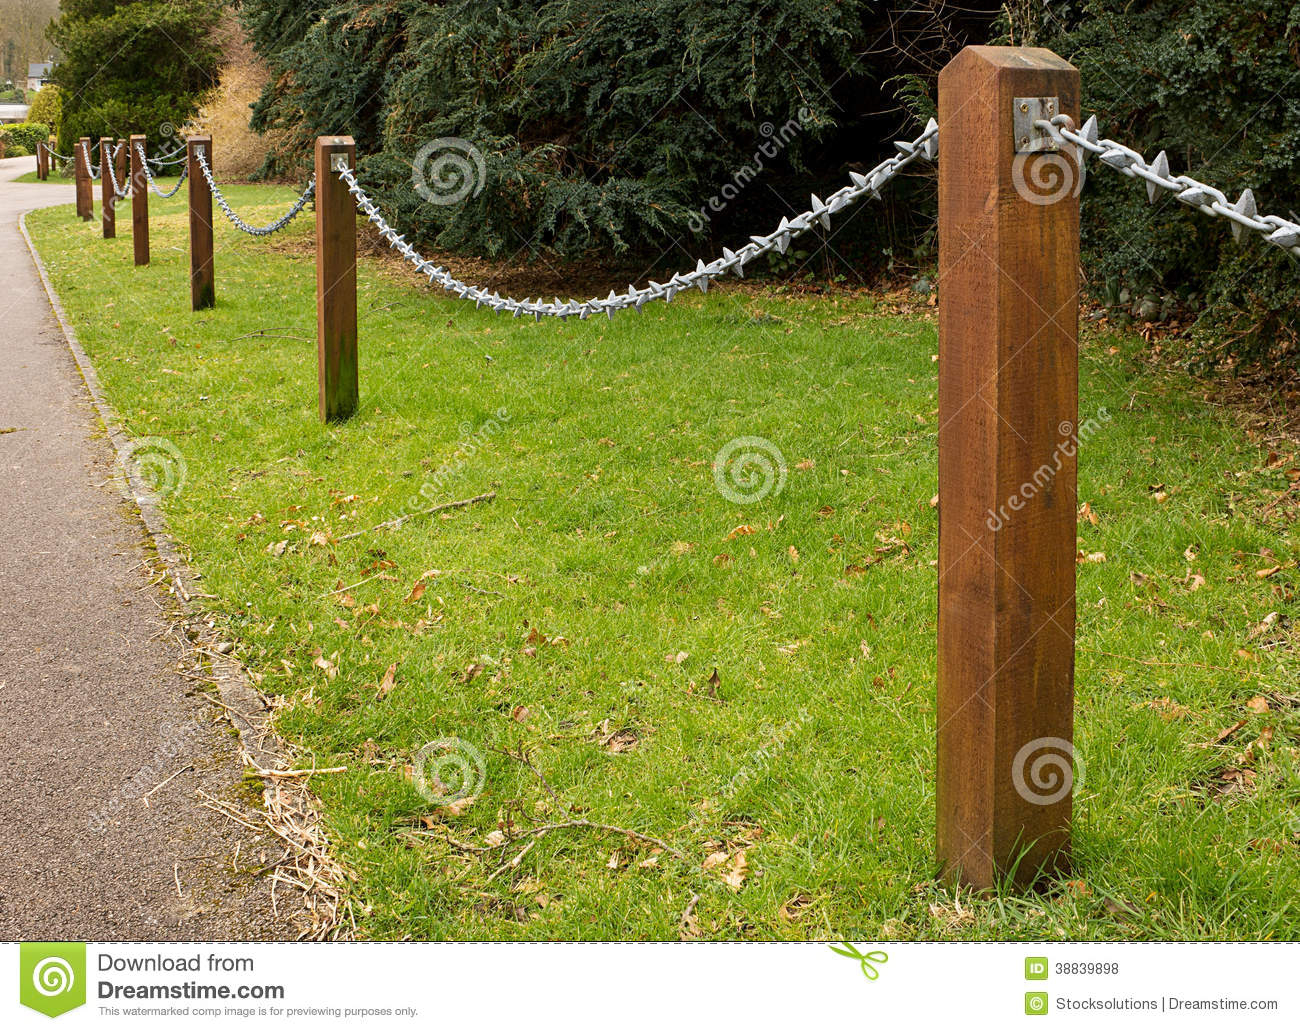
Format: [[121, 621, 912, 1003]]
[[47, 0, 223, 152], [28, 81, 61, 135]]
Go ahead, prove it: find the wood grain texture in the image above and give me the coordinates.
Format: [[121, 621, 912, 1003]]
[[187, 136, 215, 311], [936, 46, 1079, 890], [315, 136, 358, 423], [75, 137, 92, 221], [130, 135, 149, 267], [100, 137, 115, 238]]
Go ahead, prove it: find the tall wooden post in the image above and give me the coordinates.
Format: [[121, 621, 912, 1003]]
[[100, 136, 115, 238], [187, 135, 215, 311], [75, 137, 92, 221], [130, 135, 149, 266], [36, 140, 46, 179], [936, 46, 1080, 890], [314, 136, 358, 422]]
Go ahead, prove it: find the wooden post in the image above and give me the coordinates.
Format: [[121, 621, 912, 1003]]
[[48, 136, 56, 177], [36, 140, 46, 179], [100, 136, 115, 238], [75, 137, 92, 221], [187, 135, 215, 310], [936, 46, 1080, 890], [130, 134, 149, 266], [314, 136, 358, 422]]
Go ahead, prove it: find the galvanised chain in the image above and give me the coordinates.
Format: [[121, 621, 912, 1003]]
[[1040, 114, 1300, 258], [135, 143, 188, 198], [80, 140, 100, 179], [194, 150, 316, 236], [332, 119, 939, 320], [104, 145, 130, 200], [147, 141, 187, 167]]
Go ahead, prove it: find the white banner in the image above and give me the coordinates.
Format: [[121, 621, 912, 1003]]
[[8, 942, 1295, 1028]]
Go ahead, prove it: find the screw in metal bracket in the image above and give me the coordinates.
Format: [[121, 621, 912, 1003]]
[[1013, 97, 1060, 154]]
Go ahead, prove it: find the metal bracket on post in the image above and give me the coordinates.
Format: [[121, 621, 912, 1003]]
[[330, 153, 348, 172], [1013, 97, 1060, 153]]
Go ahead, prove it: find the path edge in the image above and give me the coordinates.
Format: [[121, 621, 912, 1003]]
[[19, 210, 351, 938]]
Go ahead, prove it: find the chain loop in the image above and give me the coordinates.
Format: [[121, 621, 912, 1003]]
[[194, 150, 315, 236], [332, 119, 938, 321], [134, 142, 188, 198]]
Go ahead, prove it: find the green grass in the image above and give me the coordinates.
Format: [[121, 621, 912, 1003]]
[[25, 183, 1300, 941]]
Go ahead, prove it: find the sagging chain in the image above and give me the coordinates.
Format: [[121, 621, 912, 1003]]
[[134, 142, 188, 198], [147, 142, 187, 168], [194, 150, 316, 236], [80, 140, 99, 179], [1040, 114, 1300, 258], [332, 118, 939, 320], [104, 146, 130, 200]]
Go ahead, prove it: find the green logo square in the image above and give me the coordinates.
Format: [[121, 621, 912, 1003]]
[[19, 942, 86, 1017], [1025, 956, 1049, 980], [1025, 991, 1049, 1016]]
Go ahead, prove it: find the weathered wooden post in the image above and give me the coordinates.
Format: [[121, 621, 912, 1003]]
[[36, 140, 46, 179], [75, 137, 92, 220], [100, 136, 115, 238], [314, 135, 358, 422], [936, 46, 1080, 890], [130, 134, 149, 266], [187, 135, 215, 310]]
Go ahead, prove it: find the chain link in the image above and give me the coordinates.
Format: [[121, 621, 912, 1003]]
[[332, 119, 938, 321], [134, 143, 188, 198], [1040, 114, 1300, 258], [104, 146, 130, 200], [80, 140, 100, 179], [194, 150, 316, 236]]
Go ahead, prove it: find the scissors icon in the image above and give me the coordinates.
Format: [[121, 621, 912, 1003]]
[[829, 942, 889, 980]]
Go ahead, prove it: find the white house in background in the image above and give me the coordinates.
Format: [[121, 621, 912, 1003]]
[[27, 62, 54, 93], [0, 105, 30, 124]]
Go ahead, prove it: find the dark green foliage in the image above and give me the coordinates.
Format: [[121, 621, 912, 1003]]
[[239, 0, 994, 261], [0, 120, 50, 152], [48, 0, 224, 155], [1009, 1, 1300, 364]]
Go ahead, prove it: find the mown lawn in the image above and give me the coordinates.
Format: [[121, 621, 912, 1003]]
[[25, 181, 1300, 941]]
